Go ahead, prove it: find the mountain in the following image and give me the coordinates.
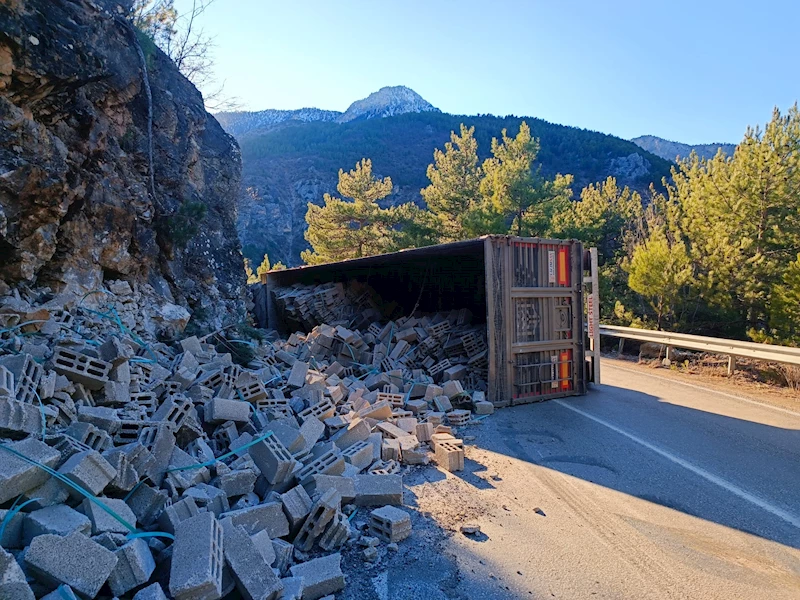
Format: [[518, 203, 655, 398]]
[[216, 85, 438, 138], [222, 87, 674, 268], [631, 135, 736, 162]]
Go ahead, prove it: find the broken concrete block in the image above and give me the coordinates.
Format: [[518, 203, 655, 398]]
[[0, 508, 24, 548], [0, 438, 61, 504], [289, 553, 345, 600], [23, 504, 91, 545], [250, 529, 276, 566], [169, 512, 224, 600], [158, 496, 200, 534], [125, 483, 168, 527], [207, 397, 250, 424], [331, 417, 370, 450], [183, 483, 229, 516], [442, 379, 464, 399], [279, 576, 304, 600], [221, 502, 289, 538], [25, 531, 118, 599], [51, 348, 111, 391], [0, 547, 34, 600], [0, 397, 42, 439], [354, 474, 403, 506], [40, 584, 77, 600], [214, 467, 258, 498], [318, 510, 350, 551], [357, 400, 392, 421], [0, 365, 14, 397], [298, 415, 326, 450], [248, 434, 296, 484], [281, 485, 313, 533], [432, 395, 453, 412], [271, 538, 293, 574], [294, 488, 341, 551], [57, 449, 117, 497], [287, 361, 309, 389], [82, 497, 137, 534], [313, 474, 356, 504], [108, 538, 156, 596], [369, 505, 412, 543], [435, 441, 465, 472], [220, 519, 284, 600]]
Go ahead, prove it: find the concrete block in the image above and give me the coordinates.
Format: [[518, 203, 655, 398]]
[[64, 421, 112, 452], [158, 496, 200, 534], [0, 397, 42, 439], [331, 417, 370, 450], [405, 399, 428, 415], [76, 405, 120, 433], [125, 484, 169, 527], [313, 474, 356, 504], [369, 505, 412, 543], [0, 365, 13, 397], [0, 547, 34, 600], [298, 416, 326, 450], [433, 395, 453, 412], [287, 361, 308, 389], [269, 421, 305, 454], [57, 449, 117, 497], [108, 538, 156, 596], [23, 504, 91, 545], [78, 497, 136, 535], [289, 553, 345, 600], [133, 582, 169, 600], [0, 509, 24, 548], [102, 380, 130, 406], [25, 531, 118, 599], [221, 502, 289, 538], [214, 468, 258, 498], [169, 512, 224, 600], [354, 474, 403, 506], [296, 448, 345, 487], [280, 485, 313, 532], [342, 439, 373, 471], [51, 348, 111, 390], [40, 585, 77, 600], [250, 529, 276, 565], [207, 397, 251, 424], [435, 441, 465, 472], [184, 483, 229, 516], [415, 422, 434, 442], [318, 510, 350, 551], [474, 400, 494, 415], [249, 434, 297, 484], [92, 531, 128, 550], [424, 384, 443, 401], [294, 488, 340, 551], [446, 409, 471, 427], [297, 398, 335, 423], [441, 379, 463, 399], [357, 400, 392, 421], [103, 448, 140, 493], [271, 538, 293, 573], [220, 519, 283, 600], [0, 438, 61, 504], [279, 576, 304, 600]]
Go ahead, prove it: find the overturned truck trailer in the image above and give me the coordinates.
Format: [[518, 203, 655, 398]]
[[256, 236, 591, 407]]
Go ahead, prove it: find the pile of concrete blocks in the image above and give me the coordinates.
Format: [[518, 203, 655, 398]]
[[0, 280, 491, 598]]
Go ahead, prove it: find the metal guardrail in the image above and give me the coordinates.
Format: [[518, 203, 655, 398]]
[[598, 324, 800, 368]]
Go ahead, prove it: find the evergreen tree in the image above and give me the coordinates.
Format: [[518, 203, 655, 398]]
[[302, 159, 421, 264], [421, 125, 483, 241], [672, 104, 800, 332]]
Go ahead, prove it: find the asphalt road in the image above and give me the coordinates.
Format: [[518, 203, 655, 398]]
[[349, 359, 800, 599]]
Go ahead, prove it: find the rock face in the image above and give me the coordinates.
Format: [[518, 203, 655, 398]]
[[337, 85, 440, 123], [631, 135, 736, 162], [0, 0, 246, 331]]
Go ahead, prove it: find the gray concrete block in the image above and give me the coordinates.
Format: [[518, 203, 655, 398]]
[[318, 510, 350, 551], [296, 448, 345, 487], [0, 397, 42, 439], [0, 438, 61, 504], [91, 531, 128, 550], [289, 553, 345, 600], [331, 417, 370, 450], [0, 509, 24, 548], [279, 576, 304, 600], [25, 531, 118, 599], [341, 439, 373, 471], [108, 538, 156, 596], [23, 504, 91, 545], [280, 484, 313, 532], [250, 529, 276, 565], [214, 467, 258, 498], [207, 397, 251, 424], [293, 488, 340, 552], [354, 474, 403, 506], [125, 483, 169, 527], [221, 502, 289, 538], [133, 582, 169, 600], [249, 434, 297, 484], [169, 512, 224, 600], [313, 475, 356, 504], [183, 483, 230, 516], [271, 538, 293, 574], [369, 505, 412, 543], [287, 362, 308, 389], [220, 519, 284, 600], [158, 495, 200, 534], [57, 449, 117, 497], [40, 585, 78, 600], [0, 547, 34, 600], [81, 497, 137, 534], [51, 348, 111, 391]]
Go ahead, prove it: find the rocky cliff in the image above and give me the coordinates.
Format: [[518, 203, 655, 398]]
[[631, 135, 736, 162], [0, 0, 246, 334]]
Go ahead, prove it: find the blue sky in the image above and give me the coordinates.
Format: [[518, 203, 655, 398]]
[[176, 0, 799, 144]]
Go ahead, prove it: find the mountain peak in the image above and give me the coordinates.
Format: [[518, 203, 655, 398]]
[[338, 85, 439, 123]]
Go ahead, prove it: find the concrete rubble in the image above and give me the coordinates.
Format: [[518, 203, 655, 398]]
[[0, 280, 492, 598]]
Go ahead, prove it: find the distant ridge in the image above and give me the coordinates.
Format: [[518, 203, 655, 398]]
[[631, 135, 736, 162]]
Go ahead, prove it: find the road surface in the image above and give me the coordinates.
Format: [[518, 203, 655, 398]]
[[343, 359, 800, 599]]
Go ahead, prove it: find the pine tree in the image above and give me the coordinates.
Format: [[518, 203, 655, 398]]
[[421, 125, 483, 241], [302, 159, 416, 264]]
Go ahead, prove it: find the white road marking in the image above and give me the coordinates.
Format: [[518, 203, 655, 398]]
[[553, 399, 800, 530], [604, 363, 800, 417]]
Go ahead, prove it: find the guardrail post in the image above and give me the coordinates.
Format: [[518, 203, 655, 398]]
[[665, 345, 673, 364], [727, 355, 736, 377], [617, 338, 624, 355]]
